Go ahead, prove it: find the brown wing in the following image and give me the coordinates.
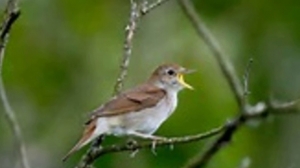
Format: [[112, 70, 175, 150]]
[[85, 84, 166, 124]]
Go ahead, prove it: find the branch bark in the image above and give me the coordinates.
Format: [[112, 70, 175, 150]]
[[113, 0, 171, 95], [112, 0, 140, 95], [0, 1, 30, 168], [77, 125, 225, 168], [178, 0, 300, 167], [184, 100, 300, 168], [178, 0, 244, 109]]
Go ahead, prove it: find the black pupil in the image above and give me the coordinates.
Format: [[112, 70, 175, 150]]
[[167, 69, 175, 76]]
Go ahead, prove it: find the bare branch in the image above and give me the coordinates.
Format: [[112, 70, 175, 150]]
[[178, 3, 299, 166], [178, 0, 244, 109], [241, 58, 253, 109], [178, 1, 300, 166], [113, 0, 171, 95], [183, 100, 300, 168], [141, 0, 171, 15], [179, 0, 299, 168], [76, 125, 225, 168], [113, 0, 140, 95], [0, 1, 30, 168], [243, 59, 253, 96]]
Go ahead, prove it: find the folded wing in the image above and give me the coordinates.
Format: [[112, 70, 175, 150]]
[[85, 84, 166, 124]]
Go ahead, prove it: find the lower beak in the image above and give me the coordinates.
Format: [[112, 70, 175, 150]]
[[177, 74, 193, 90]]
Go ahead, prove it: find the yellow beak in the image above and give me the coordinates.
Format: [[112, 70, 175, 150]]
[[177, 74, 193, 90]]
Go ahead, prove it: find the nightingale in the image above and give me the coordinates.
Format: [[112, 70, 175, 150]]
[[62, 63, 193, 161]]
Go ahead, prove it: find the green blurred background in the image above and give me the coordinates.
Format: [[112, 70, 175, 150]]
[[1, 0, 300, 167]]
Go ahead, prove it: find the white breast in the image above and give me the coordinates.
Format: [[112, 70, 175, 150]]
[[108, 90, 178, 136]]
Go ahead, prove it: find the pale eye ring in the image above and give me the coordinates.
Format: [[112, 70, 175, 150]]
[[167, 69, 176, 76]]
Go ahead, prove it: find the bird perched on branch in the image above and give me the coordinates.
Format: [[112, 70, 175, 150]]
[[62, 63, 194, 161]]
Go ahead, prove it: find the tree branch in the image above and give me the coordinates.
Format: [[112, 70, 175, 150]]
[[113, 0, 171, 95], [0, 1, 30, 168], [112, 0, 140, 95], [184, 99, 300, 168], [178, 0, 300, 167], [141, 0, 171, 15], [76, 125, 225, 168], [178, 0, 244, 109], [241, 58, 253, 108]]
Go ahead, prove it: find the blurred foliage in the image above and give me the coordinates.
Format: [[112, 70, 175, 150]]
[[0, 0, 300, 168]]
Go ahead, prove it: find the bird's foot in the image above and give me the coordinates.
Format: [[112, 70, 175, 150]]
[[151, 140, 158, 156]]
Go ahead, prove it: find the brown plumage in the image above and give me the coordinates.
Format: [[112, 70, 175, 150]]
[[87, 84, 166, 121]]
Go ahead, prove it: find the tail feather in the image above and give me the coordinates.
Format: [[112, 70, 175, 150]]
[[62, 121, 97, 162]]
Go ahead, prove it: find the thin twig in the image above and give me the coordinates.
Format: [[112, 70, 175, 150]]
[[178, 0, 244, 109], [243, 59, 253, 97], [113, 0, 140, 95], [184, 100, 300, 168], [241, 58, 253, 110], [141, 0, 171, 15], [0, 1, 30, 168], [178, 1, 299, 167], [113, 0, 172, 95], [77, 125, 225, 168]]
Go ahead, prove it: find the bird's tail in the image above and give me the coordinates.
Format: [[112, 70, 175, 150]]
[[62, 120, 97, 162]]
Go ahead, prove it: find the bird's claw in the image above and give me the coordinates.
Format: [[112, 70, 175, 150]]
[[150, 137, 168, 155], [130, 149, 139, 158], [151, 140, 157, 156]]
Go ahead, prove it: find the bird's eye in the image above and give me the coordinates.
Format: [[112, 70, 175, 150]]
[[167, 69, 175, 76]]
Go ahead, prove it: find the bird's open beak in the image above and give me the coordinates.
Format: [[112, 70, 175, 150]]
[[177, 69, 194, 90]]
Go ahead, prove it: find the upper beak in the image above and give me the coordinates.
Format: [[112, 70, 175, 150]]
[[177, 69, 195, 90]]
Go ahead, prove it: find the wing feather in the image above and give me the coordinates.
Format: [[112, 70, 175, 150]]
[[85, 84, 165, 124]]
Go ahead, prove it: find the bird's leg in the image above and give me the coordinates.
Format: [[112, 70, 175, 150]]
[[151, 140, 157, 156], [129, 149, 140, 158], [127, 131, 168, 155]]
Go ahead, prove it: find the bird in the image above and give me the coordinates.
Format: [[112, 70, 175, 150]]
[[62, 63, 194, 161]]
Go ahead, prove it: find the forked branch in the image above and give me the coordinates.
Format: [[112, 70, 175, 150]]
[[113, 0, 172, 95], [178, 0, 244, 109], [184, 99, 300, 168], [178, 0, 299, 167]]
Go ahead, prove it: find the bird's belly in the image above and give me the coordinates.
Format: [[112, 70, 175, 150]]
[[121, 97, 176, 135]]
